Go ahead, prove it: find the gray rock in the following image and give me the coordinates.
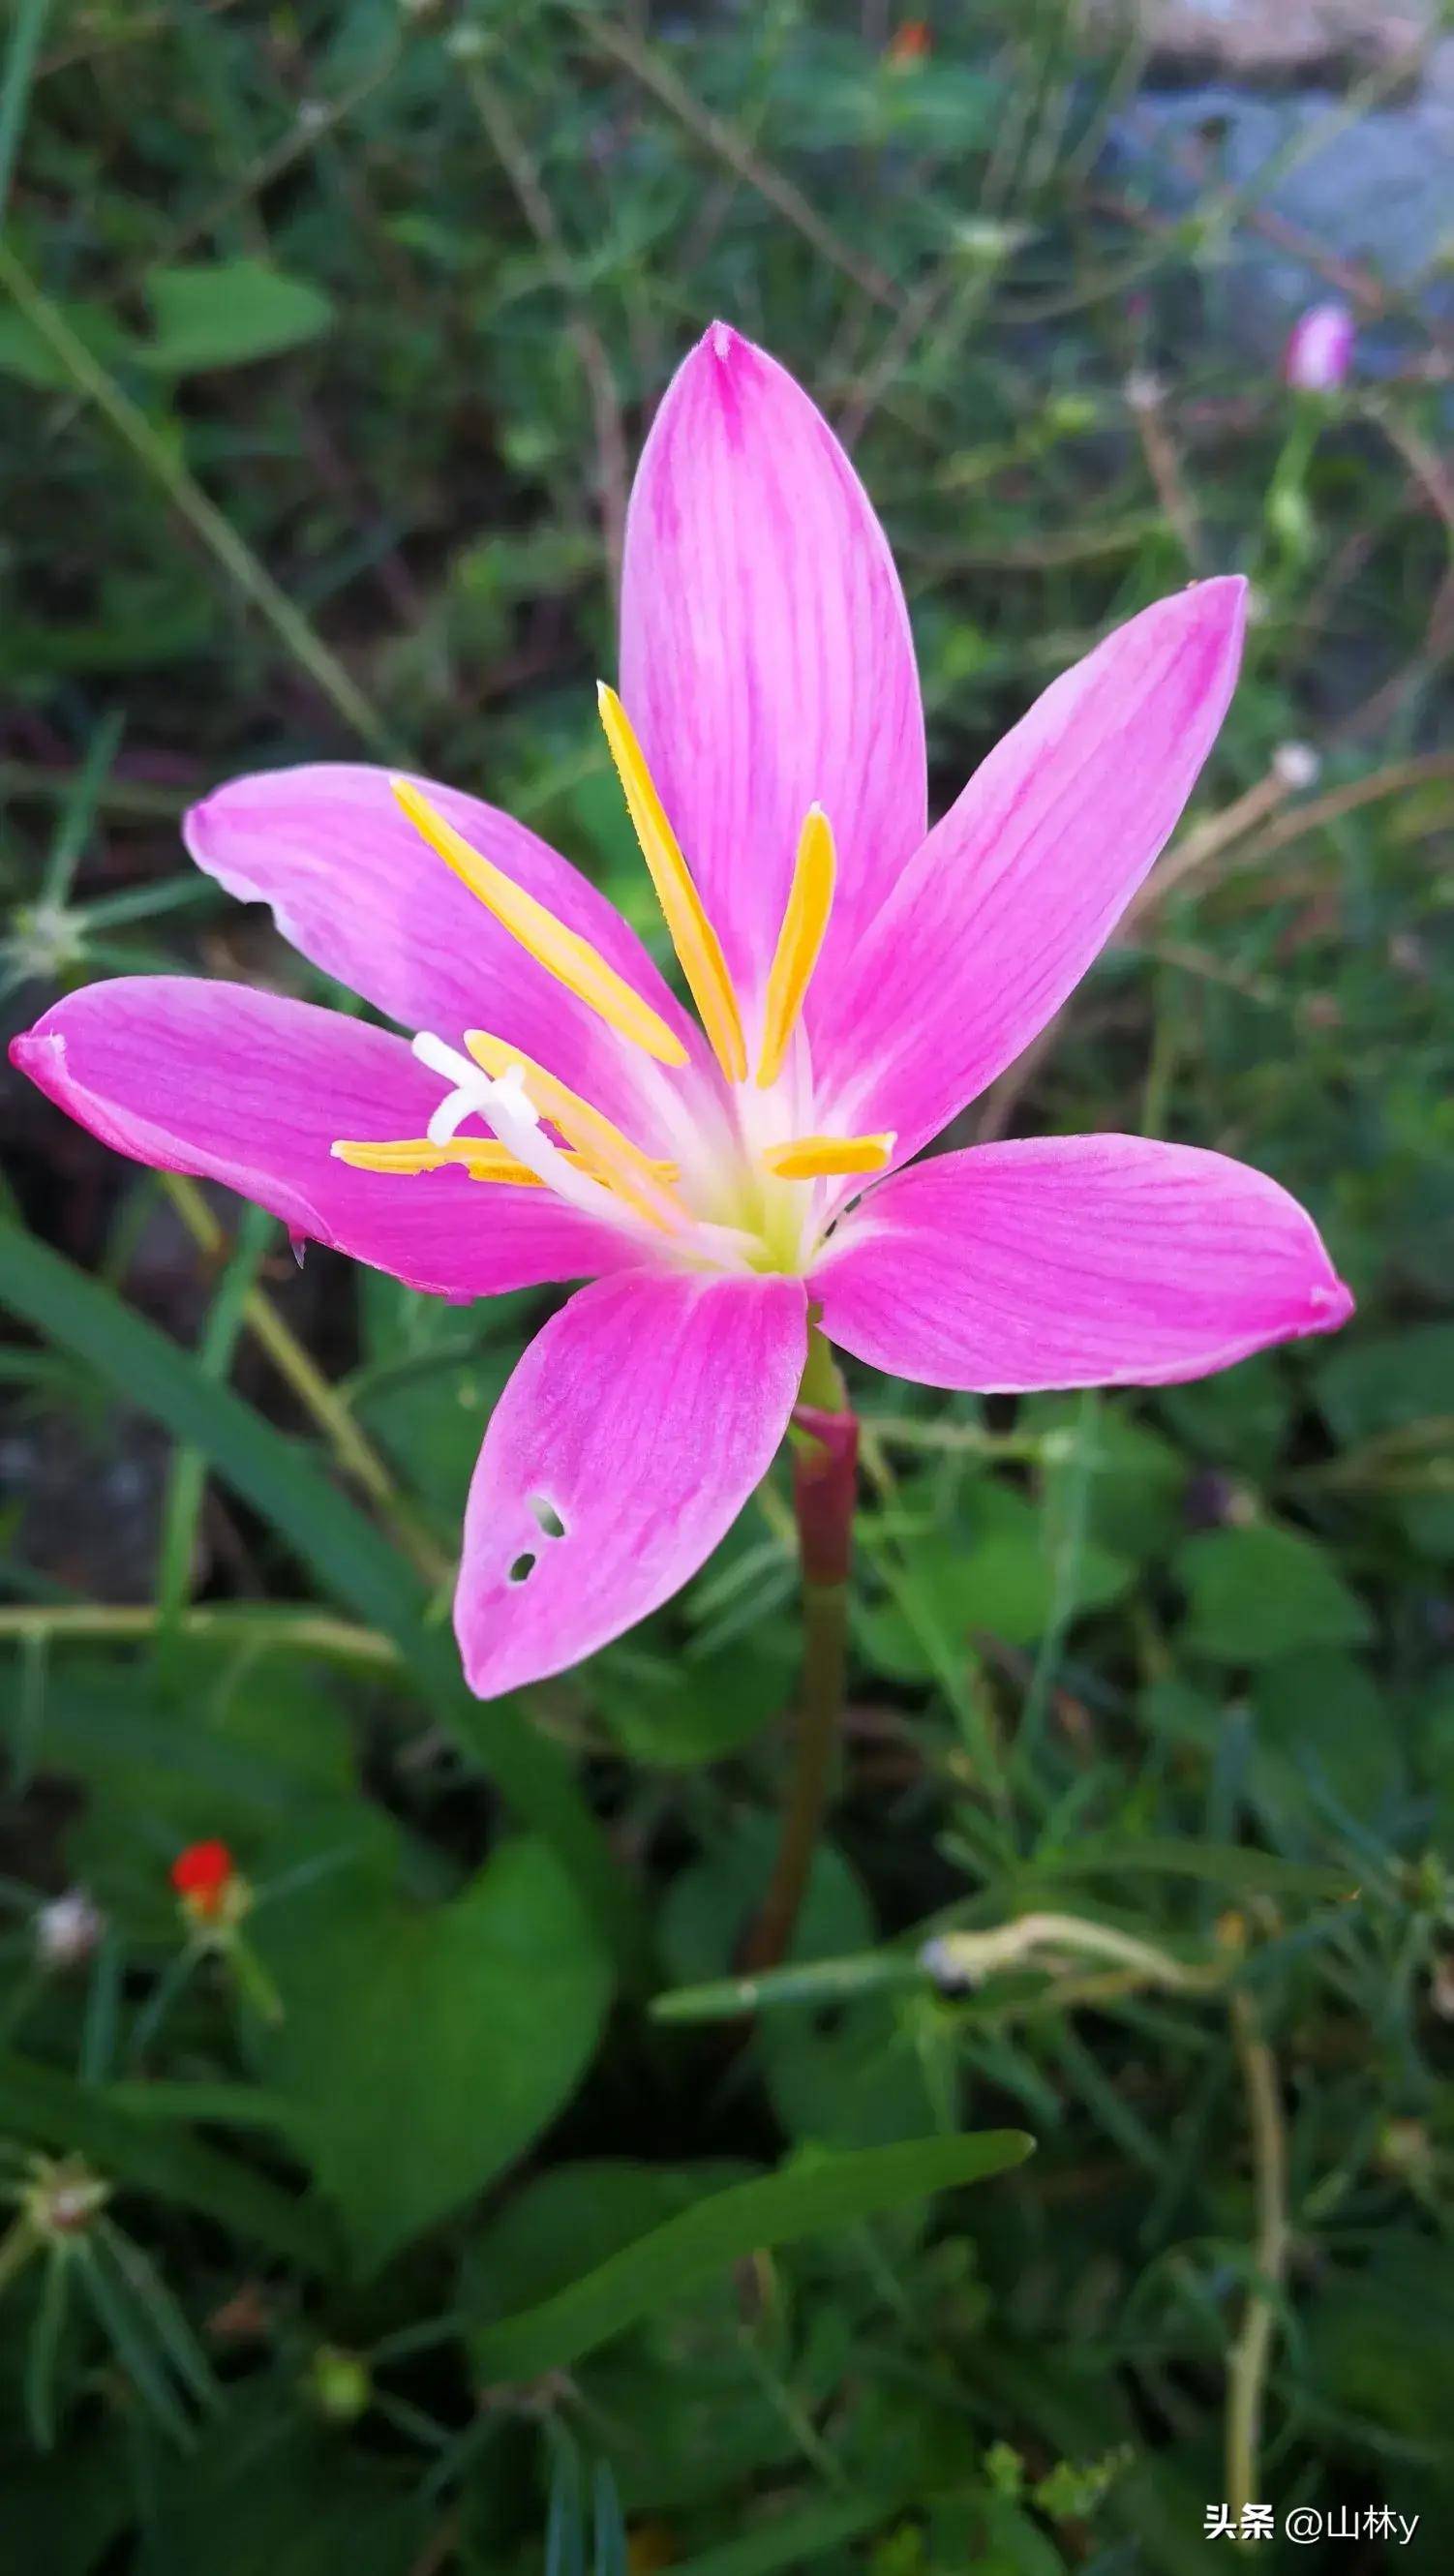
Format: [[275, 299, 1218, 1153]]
[[1106, 50, 1454, 370]]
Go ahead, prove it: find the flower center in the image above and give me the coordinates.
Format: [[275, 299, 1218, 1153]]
[[331, 693, 894, 1276]]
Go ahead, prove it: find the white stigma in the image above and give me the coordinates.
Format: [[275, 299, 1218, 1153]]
[[410, 1032, 628, 1225]]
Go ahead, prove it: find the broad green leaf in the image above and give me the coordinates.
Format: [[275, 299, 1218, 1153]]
[[142, 260, 335, 373], [0, 2053, 324, 2266], [471, 2132, 1032, 2380], [0, 1221, 639, 1971], [255, 1838, 610, 2272], [1174, 1523, 1372, 1662]]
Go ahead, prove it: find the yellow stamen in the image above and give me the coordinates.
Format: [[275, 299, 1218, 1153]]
[[596, 683, 747, 1085], [332, 1134, 679, 1190], [465, 1031, 685, 1232], [763, 1132, 894, 1182], [333, 1136, 545, 1184], [756, 804, 836, 1088], [390, 775, 687, 1069]]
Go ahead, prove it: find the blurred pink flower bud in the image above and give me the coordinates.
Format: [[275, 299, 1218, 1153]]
[[1284, 303, 1355, 393]]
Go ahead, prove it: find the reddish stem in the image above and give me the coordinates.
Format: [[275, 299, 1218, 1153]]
[[742, 1397, 859, 1973]]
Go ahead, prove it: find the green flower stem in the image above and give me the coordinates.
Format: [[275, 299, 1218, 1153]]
[[161, 1177, 450, 1591], [742, 1324, 858, 1974], [223, 1934, 285, 2028], [655, 1912, 1223, 2025]]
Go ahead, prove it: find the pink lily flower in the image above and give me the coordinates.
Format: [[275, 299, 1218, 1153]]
[[1283, 302, 1355, 394], [12, 323, 1352, 1699]]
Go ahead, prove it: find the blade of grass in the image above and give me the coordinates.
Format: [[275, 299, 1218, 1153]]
[[39, 712, 125, 907], [471, 2132, 1032, 2381], [0, 0, 51, 218], [155, 1199, 271, 1640], [23, 2249, 68, 2450], [74, 2237, 197, 2448], [97, 2221, 218, 2413]]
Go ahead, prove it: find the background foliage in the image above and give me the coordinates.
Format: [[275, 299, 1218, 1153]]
[[1, 1, 1452, 2568]]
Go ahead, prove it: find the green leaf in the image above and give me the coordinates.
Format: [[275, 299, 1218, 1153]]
[[470, 2132, 1032, 2381], [142, 260, 335, 373], [468, 2159, 754, 2320], [0, 2053, 324, 2266], [255, 1837, 611, 2272], [0, 1220, 639, 1972], [1250, 1652, 1402, 1821], [1174, 1524, 1372, 1662]]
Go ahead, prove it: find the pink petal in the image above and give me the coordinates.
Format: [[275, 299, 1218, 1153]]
[[455, 1267, 807, 1696], [1284, 303, 1354, 392], [815, 581, 1248, 1165], [812, 1135, 1352, 1391], [185, 765, 697, 1138], [12, 978, 626, 1299], [619, 322, 925, 1007]]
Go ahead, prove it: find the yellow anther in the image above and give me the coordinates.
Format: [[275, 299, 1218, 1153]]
[[596, 683, 747, 1085], [757, 804, 836, 1088], [332, 1136, 546, 1185], [332, 1131, 680, 1193], [389, 775, 687, 1068], [763, 1132, 894, 1182], [465, 1032, 685, 1232]]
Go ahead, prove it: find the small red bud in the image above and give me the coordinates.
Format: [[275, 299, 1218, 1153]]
[[886, 20, 931, 63], [170, 1839, 236, 1919]]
